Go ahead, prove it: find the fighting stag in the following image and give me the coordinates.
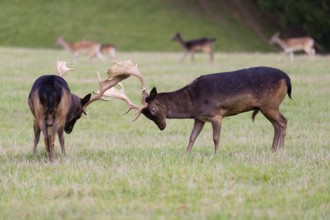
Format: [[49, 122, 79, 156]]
[[28, 60, 145, 161], [129, 66, 292, 154]]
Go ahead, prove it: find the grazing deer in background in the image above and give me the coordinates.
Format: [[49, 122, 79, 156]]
[[28, 60, 145, 161], [125, 66, 292, 154], [56, 36, 116, 63], [269, 32, 315, 62], [172, 32, 216, 62]]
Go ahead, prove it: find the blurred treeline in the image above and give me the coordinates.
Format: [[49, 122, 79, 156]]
[[256, 0, 330, 51]]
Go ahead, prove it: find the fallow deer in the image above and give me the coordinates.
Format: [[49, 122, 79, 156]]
[[100, 43, 117, 60], [172, 32, 216, 62], [269, 32, 315, 62], [56, 36, 116, 63], [28, 60, 145, 161], [125, 65, 292, 154]]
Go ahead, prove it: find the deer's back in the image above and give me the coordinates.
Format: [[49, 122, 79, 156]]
[[28, 75, 72, 122], [188, 67, 291, 116]]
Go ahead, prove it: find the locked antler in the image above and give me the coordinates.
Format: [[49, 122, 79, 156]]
[[83, 60, 148, 119], [93, 83, 139, 114], [56, 60, 75, 77]]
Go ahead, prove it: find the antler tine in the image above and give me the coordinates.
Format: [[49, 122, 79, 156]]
[[83, 60, 146, 113], [97, 83, 140, 114], [82, 60, 149, 119], [106, 60, 149, 121], [82, 73, 129, 112], [130, 90, 149, 122], [108, 60, 147, 91], [56, 60, 75, 77]]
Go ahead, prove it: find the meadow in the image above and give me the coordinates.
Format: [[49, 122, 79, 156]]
[[0, 0, 271, 52], [0, 47, 329, 219]]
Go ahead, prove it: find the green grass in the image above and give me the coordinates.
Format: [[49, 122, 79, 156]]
[[0, 48, 329, 219], [0, 0, 271, 51]]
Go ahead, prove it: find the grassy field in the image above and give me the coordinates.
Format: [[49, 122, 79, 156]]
[[0, 48, 329, 219], [0, 0, 271, 51]]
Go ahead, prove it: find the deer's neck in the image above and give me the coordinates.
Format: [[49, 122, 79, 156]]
[[60, 40, 73, 52], [66, 94, 80, 122], [275, 38, 289, 50], [158, 87, 195, 119], [175, 36, 187, 49]]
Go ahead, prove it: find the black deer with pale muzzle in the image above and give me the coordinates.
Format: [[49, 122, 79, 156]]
[[130, 66, 292, 153]]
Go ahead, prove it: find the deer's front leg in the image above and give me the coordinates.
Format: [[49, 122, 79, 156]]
[[181, 51, 189, 62], [186, 119, 205, 154], [211, 116, 223, 154]]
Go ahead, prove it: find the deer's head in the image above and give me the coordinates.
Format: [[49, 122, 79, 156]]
[[269, 32, 280, 44], [64, 93, 91, 134], [172, 32, 182, 42], [141, 87, 167, 130]]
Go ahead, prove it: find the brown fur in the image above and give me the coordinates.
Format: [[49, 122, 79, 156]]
[[269, 32, 315, 62], [28, 75, 90, 161]]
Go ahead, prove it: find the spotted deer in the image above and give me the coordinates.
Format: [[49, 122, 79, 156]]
[[56, 36, 116, 63], [269, 32, 315, 62]]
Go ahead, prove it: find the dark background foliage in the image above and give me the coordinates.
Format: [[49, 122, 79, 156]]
[[256, 0, 330, 51]]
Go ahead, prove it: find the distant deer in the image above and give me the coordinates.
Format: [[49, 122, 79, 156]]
[[124, 66, 292, 154], [100, 43, 117, 60], [172, 32, 216, 62], [56, 36, 116, 63], [28, 60, 145, 161], [269, 32, 315, 62]]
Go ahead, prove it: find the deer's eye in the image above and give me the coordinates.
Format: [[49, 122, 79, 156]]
[[151, 107, 156, 114]]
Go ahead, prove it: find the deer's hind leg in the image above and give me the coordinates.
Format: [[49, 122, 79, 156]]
[[261, 108, 287, 151], [58, 128, 66, 157], [33, 120, 41, 153], [186, 119, 205, 154], [41, 126, 56, 162], [181, 51, 190, 62], [47, 127, 56, 162], [210, 116, 223, 154]]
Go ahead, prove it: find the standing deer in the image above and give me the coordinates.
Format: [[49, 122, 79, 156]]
[[56, 36, 116, 63], [126, 66, 292, 154], [269, 32, 315, 62], [100, 43, 117, 60], [172, 32, 216, 62], [28, 60, 145, 161]]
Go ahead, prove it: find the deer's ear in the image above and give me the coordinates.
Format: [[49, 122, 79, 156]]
[[148, 87, 157, 101], [81, 93, 91, 106]]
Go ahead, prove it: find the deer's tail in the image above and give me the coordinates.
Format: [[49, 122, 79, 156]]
[[38, 85, 62, 126], [251, 109, 259, 122]]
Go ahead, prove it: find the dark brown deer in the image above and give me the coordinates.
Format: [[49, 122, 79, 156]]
[[172, 32, 216, 62], [28, 60, 146, 161], [129, 66, 292, 153]]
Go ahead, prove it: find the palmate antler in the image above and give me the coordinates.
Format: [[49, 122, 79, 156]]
[[83, 60, 148, 120], [93, 83, 139, 114], [56, 60, 75, 77]]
